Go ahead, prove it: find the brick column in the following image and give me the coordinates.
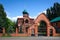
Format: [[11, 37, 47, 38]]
[[28, 27, 31, 36], [16, 28, 18, 34], [52, 27, 56, 36], [34, 24, 38, 36], [3, 27, 5, 34], [47, 26, 50, 36], [22, 27, 26, 33]]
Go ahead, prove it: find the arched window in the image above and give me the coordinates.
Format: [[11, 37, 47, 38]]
[[25, 19, 29, 23]]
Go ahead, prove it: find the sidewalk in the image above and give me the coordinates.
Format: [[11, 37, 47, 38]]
[[0, 37, 60, 40]]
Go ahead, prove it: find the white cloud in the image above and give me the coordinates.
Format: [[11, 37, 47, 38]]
[[38, 10, 46, 15], [29, 16, 36, 19], [7, 16, 36, 21], [6, 10, 46, 21], [7, 16, 23, 21], [42, 10, 46, 14], [5, 10, 23, 21]]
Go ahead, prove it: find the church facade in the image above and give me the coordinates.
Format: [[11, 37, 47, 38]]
[[16, 10, 58, 36], [0, 10, 60, 36], [17, 10, 34, 33]]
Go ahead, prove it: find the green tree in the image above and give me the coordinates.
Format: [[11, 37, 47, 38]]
[[0, 4, 7, 29], [6, 18, 16, 33], [46, 2, 60, 20], [0, 4, 16, 33]]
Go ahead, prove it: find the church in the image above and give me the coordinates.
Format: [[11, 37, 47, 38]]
[[16, 10, 60, 36], [0, 10, 60, 37]]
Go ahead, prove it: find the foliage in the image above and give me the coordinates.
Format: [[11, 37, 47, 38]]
[[6, 18, 16, 33], [0, 4, 16, 33], [46, 2, 60, 20], [0, 4, 7, 28]]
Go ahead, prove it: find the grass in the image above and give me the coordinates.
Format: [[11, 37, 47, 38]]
[[2, 33, 11, 37]]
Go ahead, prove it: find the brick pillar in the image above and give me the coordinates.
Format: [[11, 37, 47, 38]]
[[34, 25, 38, 36], [28, 27, 31, 36], [3, 27, 5, 34], [47, 26, 50, 36], [24, 27, 26, 33], [52, 27, 56, 36], [16, 28, 18, 34], [22, 25, 26, 33]]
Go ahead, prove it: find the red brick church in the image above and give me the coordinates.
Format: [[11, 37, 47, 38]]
[[0, 10, 60, 36], [16, 10, 60, 36]]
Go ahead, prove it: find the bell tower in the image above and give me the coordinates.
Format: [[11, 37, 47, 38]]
[[23, 10, 29, 18], [22, 10, 30, 33], [22, 10, 30, 24]]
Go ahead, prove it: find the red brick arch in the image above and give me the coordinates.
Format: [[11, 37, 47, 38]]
[[35, 13, 50, 25], [28, 13, 56, 36]]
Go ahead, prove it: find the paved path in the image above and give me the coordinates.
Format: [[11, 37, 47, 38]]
[[0, 37, 60, 40]]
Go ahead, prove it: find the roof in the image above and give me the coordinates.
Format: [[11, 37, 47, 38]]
[[30, 18, 34, 20], [23, 10, 29, 15], [17, 18, 34, 20], [50, 17, 60, 22], [17, 18, 23, 20]]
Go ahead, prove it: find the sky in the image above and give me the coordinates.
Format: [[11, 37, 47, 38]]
[[0, 0, 60, 21]]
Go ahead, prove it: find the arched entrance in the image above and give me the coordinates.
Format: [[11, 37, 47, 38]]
[[38, 21, 47, 36], [28, 13, 56, 36]]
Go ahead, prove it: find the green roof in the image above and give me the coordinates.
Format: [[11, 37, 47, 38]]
[[23, 10, 29, 14], [50, 17, 60, 22]]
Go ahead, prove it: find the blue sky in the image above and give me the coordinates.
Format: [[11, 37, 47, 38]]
[[0, 0, 60, 21]]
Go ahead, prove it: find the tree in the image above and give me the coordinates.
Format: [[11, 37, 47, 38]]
[[46, 2, 60, 20], [6, 18, 16, 33], [0, 4, 16, 33], [0, 4, 7, 29]]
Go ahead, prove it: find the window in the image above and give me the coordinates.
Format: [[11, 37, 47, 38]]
[[25, 19, 29, 23]]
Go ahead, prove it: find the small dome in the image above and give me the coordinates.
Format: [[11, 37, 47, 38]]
[[22, 10, 29, 15]]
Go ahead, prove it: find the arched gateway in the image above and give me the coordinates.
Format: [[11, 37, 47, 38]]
[[28, 13, 56, 36]]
